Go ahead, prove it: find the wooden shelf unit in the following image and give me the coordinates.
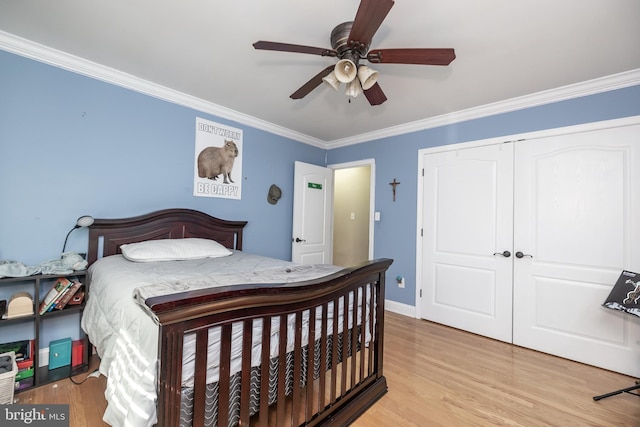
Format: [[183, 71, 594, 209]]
[[0, 271, 89, 392]]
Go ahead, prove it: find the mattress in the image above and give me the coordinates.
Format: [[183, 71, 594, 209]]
[[81, 251, 345, 427]]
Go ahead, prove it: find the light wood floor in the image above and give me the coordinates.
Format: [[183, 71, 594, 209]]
[[15, 311, 640, 426]]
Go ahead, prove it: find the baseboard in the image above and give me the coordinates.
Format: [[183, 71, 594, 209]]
[[385, 299, 415, 318]]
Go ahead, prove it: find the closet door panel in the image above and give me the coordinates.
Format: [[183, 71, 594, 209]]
[[535, 147, 625, 268], [513, 124, 640, 378], [421, 143, 514, 343], [531, 276, 626, 343]]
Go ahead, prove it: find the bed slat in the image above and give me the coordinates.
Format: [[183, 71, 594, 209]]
[[259, 317, 271, 426], [368, 289, 375, 376], [218, 325, 232, 427], [306, 306, 316, 422], [240, 319, 253, 426], [318, 302, 328, 413], [276, 314, 287, 424], [351, 290, 359, 388], [291, 311, 303, 426], [330, 297, 339, 405], [192, 329, 208, 427], [360, 284, 367, 381], [341, 294, 349, 396]]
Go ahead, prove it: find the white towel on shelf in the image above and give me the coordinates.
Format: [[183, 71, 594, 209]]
[[0, 260, 40, 278], [0, 253, 87, 278]]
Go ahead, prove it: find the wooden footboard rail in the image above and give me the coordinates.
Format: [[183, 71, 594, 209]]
[[146, 258, 393, 427]]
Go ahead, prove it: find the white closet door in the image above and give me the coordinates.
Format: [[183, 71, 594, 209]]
[[513, 124, 640, 377], [420, 143, 514, 342]]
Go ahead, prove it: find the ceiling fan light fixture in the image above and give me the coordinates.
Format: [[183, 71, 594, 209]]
[[334, 58, 358, 83], [345, 79, 362, 99], [322, 70, 341, 91], [357, 65, 378, 90], [252, 0, 454, 106]]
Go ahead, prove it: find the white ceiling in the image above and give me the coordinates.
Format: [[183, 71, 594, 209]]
[[1, 0, 639, 147]]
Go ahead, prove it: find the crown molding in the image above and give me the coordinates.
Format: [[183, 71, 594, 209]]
[[326, 68, 640, 148], [2, 30, 639, 150]]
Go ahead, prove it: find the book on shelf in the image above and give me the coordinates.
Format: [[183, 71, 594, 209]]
[[45, 287, 69, 312], [15, 365, 34, 381], [67, 290, 85, 306], [16, 358, 33, 370], [15, 377, 34, 391], [38, 277, 73, 314], [53, 280, 83, 310], [0, 339, 33, 362]]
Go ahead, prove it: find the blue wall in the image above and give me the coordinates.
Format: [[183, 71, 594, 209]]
[[0, 50, 326, 267], [2, 49, 640, 315], [327, 85, 640, 307]]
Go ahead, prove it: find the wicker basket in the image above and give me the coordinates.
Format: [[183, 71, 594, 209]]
[[0, 351, 18, 404]]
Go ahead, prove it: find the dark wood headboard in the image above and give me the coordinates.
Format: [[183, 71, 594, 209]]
[[87, 208, 247, 265]]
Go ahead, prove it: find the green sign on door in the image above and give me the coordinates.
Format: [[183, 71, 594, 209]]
[[308, 182, 322, 190]]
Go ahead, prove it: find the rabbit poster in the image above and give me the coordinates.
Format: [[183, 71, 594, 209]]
[[193, 117, 243, 200]]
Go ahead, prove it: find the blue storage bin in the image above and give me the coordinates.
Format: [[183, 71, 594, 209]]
[[49, 338, 72, 369]]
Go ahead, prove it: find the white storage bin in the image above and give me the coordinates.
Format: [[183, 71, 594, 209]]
[[0, 351, 17, 404]]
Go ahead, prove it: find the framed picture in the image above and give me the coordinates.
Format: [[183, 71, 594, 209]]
[[193, 117, 243, 200]]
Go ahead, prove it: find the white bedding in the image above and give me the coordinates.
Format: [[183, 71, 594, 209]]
[[81, 251, 345, 427]]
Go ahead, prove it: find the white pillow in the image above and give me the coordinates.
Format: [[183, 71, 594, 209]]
[[120, 238, 232, 262]]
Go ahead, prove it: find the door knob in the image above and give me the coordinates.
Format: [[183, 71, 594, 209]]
[[493, 251, 511, 258], [515, 251, 533, 258], [294, 237, 306, 243]]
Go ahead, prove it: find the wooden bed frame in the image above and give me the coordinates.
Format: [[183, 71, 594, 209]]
[[86, 208, 392, 427]]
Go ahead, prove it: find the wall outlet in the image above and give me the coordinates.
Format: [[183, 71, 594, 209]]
[[396, 276, 405, 288]]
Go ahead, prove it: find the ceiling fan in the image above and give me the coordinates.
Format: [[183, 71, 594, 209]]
[[253, 0, 456, 105]]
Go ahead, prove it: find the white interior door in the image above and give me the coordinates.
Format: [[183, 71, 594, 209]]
[[420, 143, 514, 342], [513, 124, 640, 377], [292, 161, 334, 264]]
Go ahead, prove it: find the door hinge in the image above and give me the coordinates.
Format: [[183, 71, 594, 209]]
[[419, 289, 422, 298], [420, 229, 423, 237]]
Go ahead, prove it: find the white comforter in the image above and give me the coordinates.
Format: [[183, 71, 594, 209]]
[[81, 251, 342, 427]]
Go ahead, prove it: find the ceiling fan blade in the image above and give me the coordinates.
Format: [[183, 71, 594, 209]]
[[290, 65, 336, 99], [348, 0, 395, 50], [363, 82, 387, 105], [253, 41, 337, 57], [367, 48, 456, 65]]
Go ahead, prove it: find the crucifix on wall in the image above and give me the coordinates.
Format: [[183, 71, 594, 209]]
[[389, 178, 400, 202]]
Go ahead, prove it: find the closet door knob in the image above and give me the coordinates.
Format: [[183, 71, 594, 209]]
[[493, 251, 511, 258], [515, 251, 533, 258], [294, 237, 306, 243]]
